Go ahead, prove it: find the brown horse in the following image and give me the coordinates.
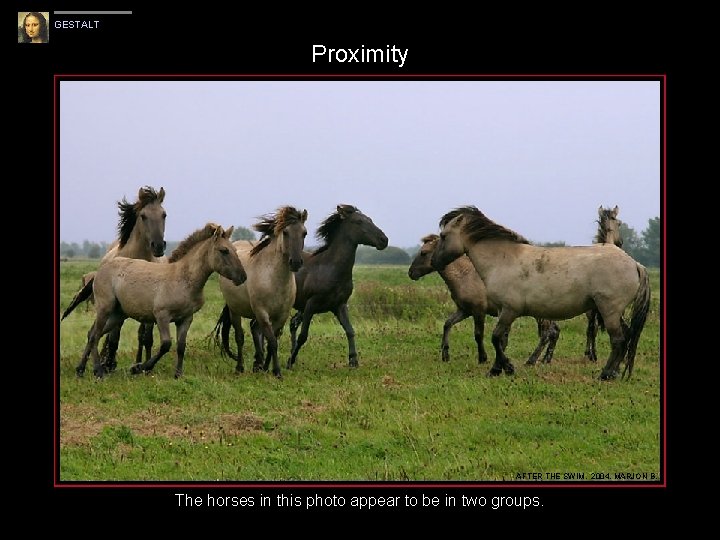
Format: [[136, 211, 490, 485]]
[[214, 206, 307, 378], [76, 223, 246, 379], [432, 207, 650, 380], [287, 205, 388, 369], [585, 205, 623, 361], [62, 186, 168, 370], [409, 234, 560, 365]]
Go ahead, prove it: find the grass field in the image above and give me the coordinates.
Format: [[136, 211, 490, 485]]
[[58, 261, 661, 482]]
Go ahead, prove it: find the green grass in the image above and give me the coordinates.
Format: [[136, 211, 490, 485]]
[[58, 262, 661, 482]]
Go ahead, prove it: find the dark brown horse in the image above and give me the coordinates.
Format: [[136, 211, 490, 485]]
[[286, 205, 388, 369], [585, 205, 624, 361], [409, 234, 560, 365]]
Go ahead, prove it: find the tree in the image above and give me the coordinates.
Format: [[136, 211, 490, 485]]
[[641, 217, 660, 267], [87, 244, 101, 258], [356, 245, 410, 265], [232, 226, 256, 242], [619, 223, 643, 261], [534, 241, 566, 247]]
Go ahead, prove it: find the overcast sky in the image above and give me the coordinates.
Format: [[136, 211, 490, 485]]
[[60, 80, 659, 248]]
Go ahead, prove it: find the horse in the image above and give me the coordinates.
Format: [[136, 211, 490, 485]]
[[76, 223, 246, 379], [585, 205, 624, 362], [62, 186, 167, 371], [286, 204, 388, 369], [80, 271, 96, 312], [431, 206, 650, 381], [409, 234, 561, 365], [213, 206, 307, 378]]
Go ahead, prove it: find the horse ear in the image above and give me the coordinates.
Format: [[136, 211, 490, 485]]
[[224, 226, 234, 239], [301, 210, 308, 223], [158, 187, 165, 203], [612, 205, 619, 217], [337, 205, 352, 218], [598, 205, 603, 217]]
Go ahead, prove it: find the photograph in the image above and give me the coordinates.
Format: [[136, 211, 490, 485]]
[[18, 11, 49, 43], [57, 79, 662, 485]]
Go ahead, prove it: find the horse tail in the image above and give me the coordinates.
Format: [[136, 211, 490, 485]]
[[595, 310, 605, 333], [213, 304, 237, 360], [622, 263, 651, 379], [61, 278, 94, 320]]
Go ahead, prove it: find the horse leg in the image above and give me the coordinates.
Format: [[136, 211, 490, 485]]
[[490, 311, 516, 376], [542, 322, 561, 363], [230, 310, 245, 373], [289, 311, 302, 352], [441, 310, 469, 362], [599, 316, 626, 381], [255, 315, 281, 378], [333, 303, 358, 367], [472, 313, 487, 364], [526, 318, 549, 366], [287, 301, 320, 369], [100, 324, 123, 372], [135, 322, 154, 365], [173, 316, 193, 379], [132, 316, 172, 374], [584, 310, 598, 362], [77, 321, 98, 377], [250, 319, 266, 373]]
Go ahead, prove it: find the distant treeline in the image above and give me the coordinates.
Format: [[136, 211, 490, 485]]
[[59, 217, 660, 267]]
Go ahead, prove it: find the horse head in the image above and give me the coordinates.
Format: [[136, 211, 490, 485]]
[[278, 207, 308, 272], [597, 205, 623, 248], [211, 225, 247, 286], [136, 186, 167, 257], [408, 234, 439, 280], [432, 211, 468, 271], [338, 205, 388, 250]]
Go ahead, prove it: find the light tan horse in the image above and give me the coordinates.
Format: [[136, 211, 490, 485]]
[[76, 223, 246, 379], [214, 206, 307, 378], [62, 186, 168, 370], [409, 234, 560, 365], [431, 207, 650, 380], [585, 205, 623, 361]]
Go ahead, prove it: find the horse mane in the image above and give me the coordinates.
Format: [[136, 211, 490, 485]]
[[313, 204, 359, 255], [249, 206, 306, 257], [169, 223, 219, 262], [595, 207, 620, 244], [117, 186, 164, 247], [439, 206, 530, 245]]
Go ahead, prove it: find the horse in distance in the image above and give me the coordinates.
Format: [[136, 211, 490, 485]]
[[214, 206, 307, 378], [409, 233, 560, 365], [431, 206, 650, 381], [287, 204, 389, 369], [76, 223, 245, 379], [585, 205, 624, 362]]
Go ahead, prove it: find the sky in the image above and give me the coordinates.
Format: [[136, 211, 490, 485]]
[[60, 80, 660, 249]]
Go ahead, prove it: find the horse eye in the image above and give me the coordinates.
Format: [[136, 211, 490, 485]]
[[140, 214, 147, 221], [303, 231, 307, 237], [220, 248, 229, 255], [162, 212, 167, 219], [439, 233, 446, 240]]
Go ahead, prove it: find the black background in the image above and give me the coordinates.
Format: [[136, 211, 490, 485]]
[[17, 5, 681, 521]]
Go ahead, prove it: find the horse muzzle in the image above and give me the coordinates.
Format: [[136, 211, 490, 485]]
[[375, 234, 389, 250], [151, 241, 167, 258], [289, 258, 304, 272]]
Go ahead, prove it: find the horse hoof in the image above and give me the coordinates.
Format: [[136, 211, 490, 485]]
[[273, 371, 282, 379], [349, 361, 359, 368], [75, 367, 85, 377], [174, 371, 183, 379], [93, 369, 105, 379], [599, 371, 617, 381], [504, 364, 515, 375], [478, 357, 488, 364], [252, 364, 262, 373], [487, 368, 502, 377], [130, 364, 142, 375], [525, 358, 537, 366]]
